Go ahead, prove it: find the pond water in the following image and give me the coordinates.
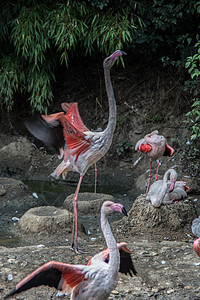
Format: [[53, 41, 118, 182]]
[[0, 180, 140, 247]]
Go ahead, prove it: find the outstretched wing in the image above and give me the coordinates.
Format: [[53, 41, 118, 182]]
[[61, 102, 90, 132], [25, 114, 65, 157], [59, 116, 92, 162], [88, 242, 137, 277], [25, 103, 92, 162], [4, 261, 86, 299]]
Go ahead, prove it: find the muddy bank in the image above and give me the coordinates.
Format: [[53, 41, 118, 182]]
[[0, 174, 200, 299]]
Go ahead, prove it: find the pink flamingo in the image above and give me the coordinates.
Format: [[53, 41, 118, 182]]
[[193, 238, 200, 257], [25, 50, 126, 253], [4, 201, 136, 300], [146, 168, 190, 207], [135, 130, 174, 193]]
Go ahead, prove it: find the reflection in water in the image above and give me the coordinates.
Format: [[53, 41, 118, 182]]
[[0, 180, 138, 247]]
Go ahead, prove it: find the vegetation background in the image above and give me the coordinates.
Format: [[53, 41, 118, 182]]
[[0, 0, 199, 141]]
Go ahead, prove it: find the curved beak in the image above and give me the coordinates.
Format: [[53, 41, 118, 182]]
[[169, 180, 175, 192]]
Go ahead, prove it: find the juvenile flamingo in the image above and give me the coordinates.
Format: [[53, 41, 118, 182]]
[[4, 201, 136, 300], [25, 50, 126, 253], [146, 168, 190, 207], [135, 130, 174, 193]]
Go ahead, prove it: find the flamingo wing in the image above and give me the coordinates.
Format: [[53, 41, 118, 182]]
[[4, 261, 86, 299], [88, 243, 137, 277], [163, 144, 174, 157], [25, 114, 65, 156], [61, 102, 90, 132], [59, 116, 92, 162]]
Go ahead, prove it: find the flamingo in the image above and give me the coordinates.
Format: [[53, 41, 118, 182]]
[[4, 201, 137, 300], [193, 237, 200, 257], [146, 168, 190, 207], [135, 130, 174, 193], [25, 50, 126, 253]]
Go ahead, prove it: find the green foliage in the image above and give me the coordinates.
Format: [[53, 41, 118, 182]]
[[152, 113, 163, 124], [133, 0, 199, 69], [0, 1, 137, 112], [116, 115, 131, 127], [117, 138, 133, 156], [185, 39, 200, 140], [186, 99, 200, 140], [0, 0, 199, 118]]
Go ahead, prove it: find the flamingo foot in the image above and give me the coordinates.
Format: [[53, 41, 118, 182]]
[[70, 243, 87, 254]]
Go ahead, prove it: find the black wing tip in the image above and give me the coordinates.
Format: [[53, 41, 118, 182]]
[[119, 250, 137, 277], [4, 288, 17, 299]]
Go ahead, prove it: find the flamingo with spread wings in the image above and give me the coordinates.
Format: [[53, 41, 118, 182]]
[[25, 50, 126, 253], [135, 130, 174, 193], [4, 201, 137, 300]]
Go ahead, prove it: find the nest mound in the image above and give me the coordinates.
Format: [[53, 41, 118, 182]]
[[118, 194, 197, 238], [19, 206, 83, 234], [63, 192, 114, 215]]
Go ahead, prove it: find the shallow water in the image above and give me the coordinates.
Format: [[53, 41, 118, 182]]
[[0, 180, 139, 247]]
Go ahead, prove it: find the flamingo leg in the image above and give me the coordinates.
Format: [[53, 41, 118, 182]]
[[155, 160, 160, 182], [94, 163, 97, 194], [71, 175, 84, 254], [146, 160, 152, 194]]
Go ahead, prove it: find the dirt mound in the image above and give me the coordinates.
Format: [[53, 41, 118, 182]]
[[18, 206, 84, 234], [63, 192, 114, 215], [117, 194, 197, 241]]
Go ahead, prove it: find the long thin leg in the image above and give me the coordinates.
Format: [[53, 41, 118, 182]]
[[146, 159, 152, 194], [71, 175, 83, 253], [155, 160, 160, 182], [94, 163, 97, 194]]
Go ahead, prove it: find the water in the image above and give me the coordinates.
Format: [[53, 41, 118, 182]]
[[0, 180, 139, 247]]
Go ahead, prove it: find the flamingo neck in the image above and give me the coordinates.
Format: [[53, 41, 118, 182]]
[[103, 67, 117, 136], [101, 209, 120, 274], [158, 170, 173, 205]]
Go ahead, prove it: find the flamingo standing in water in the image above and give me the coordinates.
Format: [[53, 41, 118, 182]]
[[146, 168, 190, 207], [4, 201, 137, 300], [135, 130, 174, 193], [25, 50, 126, 253]]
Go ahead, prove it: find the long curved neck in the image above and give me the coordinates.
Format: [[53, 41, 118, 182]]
[[103, 66, 117, 136], [159, 170, 172, 204], [101, 209, 120, 274], [163, 170, 171, 185]]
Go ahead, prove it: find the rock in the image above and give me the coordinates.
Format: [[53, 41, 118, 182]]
[[0, 137, 33, 176], [63, 192, 114, 215], [0, 186, 7, 196], [18, 206, 84, 234]]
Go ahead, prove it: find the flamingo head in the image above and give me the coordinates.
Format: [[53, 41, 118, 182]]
[[193, 238, 200, 257], [102, 201, 128, 216], [103, 50, 127, 69], [169, 169, 178, 192]]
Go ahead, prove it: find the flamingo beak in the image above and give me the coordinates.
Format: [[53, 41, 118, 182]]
[[169, 180, 175, 192], [110, 203, 128, 216], [122, 206, 128, 216], [110, 50, 127, 61]]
